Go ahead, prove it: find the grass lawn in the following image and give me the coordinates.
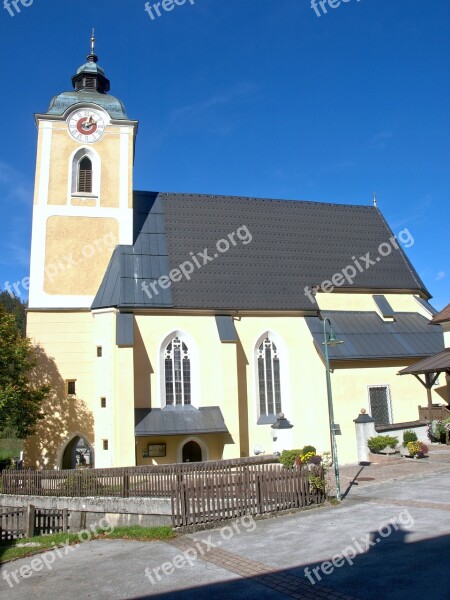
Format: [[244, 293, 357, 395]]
[[0, 526, 175, 563]]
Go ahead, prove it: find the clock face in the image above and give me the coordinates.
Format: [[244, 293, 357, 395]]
[[68, 109, 106, 143]]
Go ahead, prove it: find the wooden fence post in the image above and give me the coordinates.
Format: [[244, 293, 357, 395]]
[[256, 472, 263, 515], [123, 472, 129, 498], [62, 508, 69, 533], [26, 504, 35, 538]]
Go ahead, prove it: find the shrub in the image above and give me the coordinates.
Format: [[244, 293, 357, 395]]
[[279, 449, 303, 469], [300, 452, 316, 464], [403, 430, 418, 447], [279, 446, 319, 468], [407, 441, 429, 457], [308, 472, 327, 493], [367, 435, 398, 453]]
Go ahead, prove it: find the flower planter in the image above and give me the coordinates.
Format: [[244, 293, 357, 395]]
[[403, 452, 428, 459], [368, 451, 403, 464]]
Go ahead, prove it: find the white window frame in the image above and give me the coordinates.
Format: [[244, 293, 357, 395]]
[[253, 331, 291, 424], [367, 384, 393, 425], [159, 331, 199, 408], [68, 146, 101, 203]]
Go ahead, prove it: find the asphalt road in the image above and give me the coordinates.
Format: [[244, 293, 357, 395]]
[[2, 467, 450, 600]]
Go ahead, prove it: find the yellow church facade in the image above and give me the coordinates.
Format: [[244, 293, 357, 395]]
[[25, 39, 446, 470]]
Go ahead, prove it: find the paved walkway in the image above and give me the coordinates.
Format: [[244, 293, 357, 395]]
[[328, 443, 450, 497], [2, 448, 450, 600]]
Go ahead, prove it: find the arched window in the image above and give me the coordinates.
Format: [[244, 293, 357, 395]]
[[78, 156, 93, 193], [257, 337, 282, 417], [164, 337, 191, 406], [70, 147, 100, 199]]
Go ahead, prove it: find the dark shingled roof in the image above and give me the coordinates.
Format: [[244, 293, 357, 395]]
[[135, 406, 229, 436], [306, 311, 444, 361], [92, 192, 429, 311]]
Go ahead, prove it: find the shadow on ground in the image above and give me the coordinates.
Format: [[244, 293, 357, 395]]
[[129, 527, 450, 600]]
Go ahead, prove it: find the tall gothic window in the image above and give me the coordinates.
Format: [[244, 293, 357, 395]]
[[257, 337, 282, 417], [164, 337, 191, 406], [78, 156, 93, 193]]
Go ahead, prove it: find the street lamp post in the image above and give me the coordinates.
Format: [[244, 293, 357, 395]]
[[322, 317, 343, 501]]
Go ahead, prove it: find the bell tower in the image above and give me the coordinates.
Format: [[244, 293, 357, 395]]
[[29, 32, 138, 309]]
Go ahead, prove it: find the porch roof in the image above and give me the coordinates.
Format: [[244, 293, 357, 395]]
[[135, 406, 229, 437], [398, 348, 450, 376], [431, 303, 450, 324]]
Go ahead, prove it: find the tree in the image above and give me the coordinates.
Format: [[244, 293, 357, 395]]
[[0, 305, 49, 438], [0, 290, 27, 337]]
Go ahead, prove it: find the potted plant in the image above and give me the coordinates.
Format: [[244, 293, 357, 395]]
[[444, 419, 450, 445], [367, 435, 399, 455], [407, 441, 429, 459], [400, 430, 418, 456], [279, 446, 318, 469], [428, 419, 447, 444]]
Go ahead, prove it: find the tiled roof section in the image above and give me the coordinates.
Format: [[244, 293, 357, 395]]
[[46, 90, 128, 119], [431, 303, 450, 324], [92, 191, 430, 311], [306, 311, 444, 361], [92, 192, 172, 309], [135, 407, 229, 436]]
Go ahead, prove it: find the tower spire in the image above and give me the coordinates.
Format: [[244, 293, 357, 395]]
[[72, 30, 110, 94], [373, 193, 377, 208], [87, 28, 98, 64]]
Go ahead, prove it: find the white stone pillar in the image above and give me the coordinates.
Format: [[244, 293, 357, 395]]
[[271, 414, 294, 455], [354, 410, 376, 464]]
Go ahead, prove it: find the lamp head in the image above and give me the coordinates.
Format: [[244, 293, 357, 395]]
[[322, 323, 344, 347]]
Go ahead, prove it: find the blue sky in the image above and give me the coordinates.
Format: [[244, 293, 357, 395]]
[[0, 0, 448, 308]]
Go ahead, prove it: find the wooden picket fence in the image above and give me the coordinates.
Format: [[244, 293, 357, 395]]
[[0, 508, 26, 541], [171, 463, 325, 527], [2, 458, 326, 528], [2, 456, 277, 498], [0, 506, 69, 541]]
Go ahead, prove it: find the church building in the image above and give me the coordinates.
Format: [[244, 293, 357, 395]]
[[25, 37, 445, 469]]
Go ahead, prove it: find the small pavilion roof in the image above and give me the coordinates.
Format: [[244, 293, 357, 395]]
[[399, 348, 450, 376], [431, 304, 450, 324]]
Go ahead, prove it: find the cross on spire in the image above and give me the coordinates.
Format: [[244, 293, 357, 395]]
[[87, 28, 99, 64]]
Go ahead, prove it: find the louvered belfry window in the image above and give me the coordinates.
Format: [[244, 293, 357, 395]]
[[78, 157, 93, 193]]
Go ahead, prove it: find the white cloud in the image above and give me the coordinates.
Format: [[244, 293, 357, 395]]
[[436, 271, 446, 281]]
